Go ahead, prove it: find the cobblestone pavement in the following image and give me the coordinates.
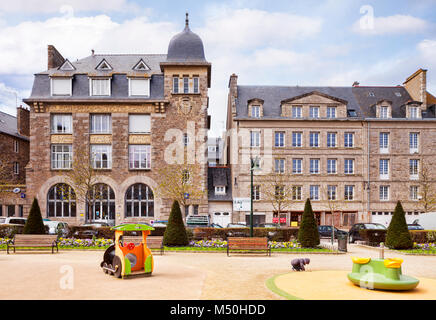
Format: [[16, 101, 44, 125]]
[[0, 244, 435, 300]]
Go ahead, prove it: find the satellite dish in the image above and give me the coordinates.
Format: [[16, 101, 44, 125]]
[[13, 188, 21, 193]]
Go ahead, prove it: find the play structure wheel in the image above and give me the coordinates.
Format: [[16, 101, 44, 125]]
[[113, 256, 122, 278], [103, 262, 108, 274]]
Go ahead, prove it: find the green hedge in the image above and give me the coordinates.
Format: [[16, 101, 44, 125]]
[[69, 225, 167, 239], [410, 230, 436, 243], [190, 227, 299, 241]]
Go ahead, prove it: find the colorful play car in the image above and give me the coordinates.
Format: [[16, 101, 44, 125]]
[[101, 224, 155, 279]]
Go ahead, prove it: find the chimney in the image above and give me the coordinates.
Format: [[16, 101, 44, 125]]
[[404, 69, 427, 109], [352, 81, 360, 87], [17, 106, 30, 137], [47, 45, 65, 70]]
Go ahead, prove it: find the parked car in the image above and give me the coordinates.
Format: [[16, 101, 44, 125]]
[[81, 222, 110, 228], [348, 223, 386, 243], [318, 225, 348, 239], [209, 223, 223, 228], [407, 223, 424, 230], [0, 217, 27, 226], [44, 221, 70, 237], [151, 220, 168, 227], [413, 212, 436, 230], [258, 223, 281, 228], [73, 228, 98, 239]]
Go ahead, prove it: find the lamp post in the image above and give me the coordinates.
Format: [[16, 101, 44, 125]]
[[250, 158, 254, 237]]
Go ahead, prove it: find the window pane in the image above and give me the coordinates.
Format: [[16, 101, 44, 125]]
[[130, 79, 150, 96], [129, 115, 151, 133]]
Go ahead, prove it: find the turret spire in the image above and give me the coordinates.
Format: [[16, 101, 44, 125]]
[[185, 12, 189, 29]]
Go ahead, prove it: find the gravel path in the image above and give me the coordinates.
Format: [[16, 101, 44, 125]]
[[0, 244, 435, 300]]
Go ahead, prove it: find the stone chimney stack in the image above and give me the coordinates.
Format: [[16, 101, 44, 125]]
[[17, 106, 30, 136], [47, 45, 65, 70], [228, 74, 238, 116], [404, 69, 427, 109]]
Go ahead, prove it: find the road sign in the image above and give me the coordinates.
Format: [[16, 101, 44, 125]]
[[184, 193, 190, 199], [233, 198, 251, 211]]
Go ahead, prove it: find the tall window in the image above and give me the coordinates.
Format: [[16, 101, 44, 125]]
[[327, 159, 337, 174], [275, 132, 285, 147], [380, 186, 389, 201], [250, 131, 260, 147], [292, 186, 302, 200], [292, 159, 302, 174], [129, 78, 150, 96], [14, 140, 19, 153], [193, 77, 199, 93], [251, 105, 260, 118], [13, 162, 19, 175], [292, 106, 302, 118], [344, 132, 354, 148], [310, 132, 319, 147], [173, 76, 179, 93], [51, 114, 72, 134], [91, 145, 112, 169], [379, 159, 389, 179], [129, 145, 151, 169], [409, 159, 419, 178], [379, 133, 389, 152], [292, 132, 302, 147], [183, 77, 189, 93], [327, 185, 337, 201], [345, 185, 354, 201], [310, 185, 319, 201], [90, 114, 111, 134], [253, 185, 260, 201], [327, 132, 336, 147], [129, 115, 151, 133], [87, 184, 115, 222], [310, 159, 320, 174], [125, 184, 154, 217], [47, 184, 76, 217], [344, 159, 354, 174], [51, 145, 72, 169], [410, 186, 419, 200], [327, 106, 336, 118], [91, 79, 111, 96], [409, 106, 419, 119], [275, 159, 285, 174], [309, 106, 319, 118], [409, 133, 419, 152], [275, 185, 285, 200]]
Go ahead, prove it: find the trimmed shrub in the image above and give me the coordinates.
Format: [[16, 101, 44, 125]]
[[0, 225, 24, 238], [410, 230, 436, 244], [163, 200, 189, 246], [386, 201, 413, 249], [359, 229, 387, 246], [297, 199, 320, 247], [23, 198, 46, 234]]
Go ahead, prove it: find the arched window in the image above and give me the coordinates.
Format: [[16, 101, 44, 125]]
[[87, 184, 115, 223], [125, 183, 154, 217], [47, 183, 76, 217]]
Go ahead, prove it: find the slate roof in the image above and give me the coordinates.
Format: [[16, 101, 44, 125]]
[[235, 86, 363, 119], [235, 85, 436, 120], [208, 167, 232, 201], [0, 111, 29, 140]]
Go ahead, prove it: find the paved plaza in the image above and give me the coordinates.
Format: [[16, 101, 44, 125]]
[[1, 245, 435, 300]]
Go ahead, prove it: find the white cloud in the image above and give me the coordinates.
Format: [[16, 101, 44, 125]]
[[352, 14, 431, 35], [0, 0, 131, 13], [0, 82, 29, 115]]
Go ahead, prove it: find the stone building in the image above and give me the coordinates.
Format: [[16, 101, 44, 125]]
[[0, 107, 30, 217], [23, 15, 211, 226], [225, 69, 436, 228]]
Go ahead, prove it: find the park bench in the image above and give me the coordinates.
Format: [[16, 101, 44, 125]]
[[122, 235, 164, 255], [227, 237, 271, 257], [7, 234, 58, 254]]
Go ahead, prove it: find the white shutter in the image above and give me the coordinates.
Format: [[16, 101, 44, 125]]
[[129, 115, 151, 133], [51, 78, 71, 96], [130, 79, 150, 96]]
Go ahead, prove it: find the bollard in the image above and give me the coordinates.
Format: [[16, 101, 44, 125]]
[[379, 242, 384, 259]]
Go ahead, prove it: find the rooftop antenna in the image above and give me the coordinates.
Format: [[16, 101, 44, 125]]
[[91, 49, 95, 56]]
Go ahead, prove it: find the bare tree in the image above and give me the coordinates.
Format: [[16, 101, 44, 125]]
[[418, 159, 436, 213], [0, 156, 10, 202], [154, 163, 206, 215], [322, 185, 342, 243], [258, 173, 294, 218]]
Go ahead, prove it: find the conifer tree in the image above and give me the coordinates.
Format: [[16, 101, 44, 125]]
[[386, 201, 413, 249], [23, 198, 46, 234], [297, 198, 320, 247], [163, 200, 189, 246]]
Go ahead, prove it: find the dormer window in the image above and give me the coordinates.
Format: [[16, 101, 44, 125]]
[[128, 78, 150, 97], [380, 106, 389, 119], [96, 59, 112, 71], [251, 105, 260, 118], [292, 106, 302, 118], [327, 106, 336, 118], [347, 109, 357, 117], [59, 59, 75, 71], [409, 106, 419, 119], [309, 106, 319, 118], [51, 77, 72, 96], [133, 59, 150, 71], [90, 78, 111, 96], [215, 186, 226, 195]]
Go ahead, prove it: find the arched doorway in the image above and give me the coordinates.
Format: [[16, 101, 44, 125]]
[[86, 183, 115, 225]]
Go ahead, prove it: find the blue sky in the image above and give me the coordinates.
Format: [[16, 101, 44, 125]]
[[0, 0, 435, 136]]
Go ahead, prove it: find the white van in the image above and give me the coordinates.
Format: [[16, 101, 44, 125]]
[[413, 212, 436, 230]]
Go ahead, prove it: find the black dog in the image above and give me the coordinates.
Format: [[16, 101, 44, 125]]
[[291, 258, 310, 271]]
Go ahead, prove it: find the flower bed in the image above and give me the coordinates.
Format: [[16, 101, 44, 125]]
[[398, 242, 436, 255]]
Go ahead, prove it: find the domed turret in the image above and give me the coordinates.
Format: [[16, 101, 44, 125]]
[[166, 13, 206, 62]]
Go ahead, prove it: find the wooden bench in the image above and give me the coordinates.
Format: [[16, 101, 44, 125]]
[[122, 236, 164, 255], [7, 235, 58, 254], [227, 237, 271, 257]]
